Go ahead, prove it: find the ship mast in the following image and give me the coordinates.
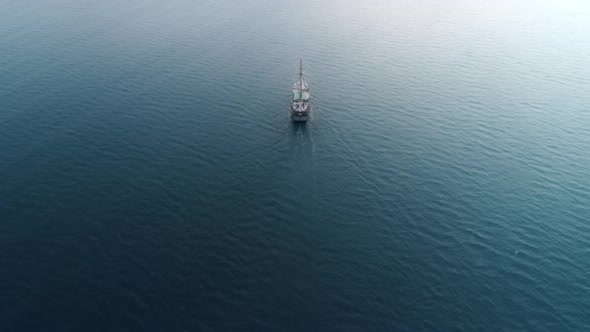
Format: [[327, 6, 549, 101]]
[[299, 59, 303, 83], [299, 59, 303, 101]]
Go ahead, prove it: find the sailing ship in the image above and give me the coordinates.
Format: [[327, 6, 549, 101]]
[[291, 59, 311, 122]]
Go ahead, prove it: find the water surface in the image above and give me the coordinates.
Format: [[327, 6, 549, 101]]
[[1, 0, 590, 330]]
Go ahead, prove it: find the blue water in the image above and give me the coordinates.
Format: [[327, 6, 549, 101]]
[[2, 0, 590, 330]]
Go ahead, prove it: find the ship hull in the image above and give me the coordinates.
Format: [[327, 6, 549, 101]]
[[292, 114, 308, 122], [291, 104, 310, 122], [291, 60, 310, 122]]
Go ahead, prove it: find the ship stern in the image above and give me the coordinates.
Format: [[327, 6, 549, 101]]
[[291, 103, 310, 122]]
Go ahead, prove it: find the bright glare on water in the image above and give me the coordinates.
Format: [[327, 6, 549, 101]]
[[1, 0, 590, 330]]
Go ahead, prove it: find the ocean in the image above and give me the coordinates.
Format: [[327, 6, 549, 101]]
[[1, 0, 590, 330]]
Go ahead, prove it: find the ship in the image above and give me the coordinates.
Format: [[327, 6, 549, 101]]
[[291, 59, 311, 122]]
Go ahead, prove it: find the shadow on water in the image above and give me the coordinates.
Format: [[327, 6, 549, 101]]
[[290, 121, 308, 135], [287, 120, 317, 196], [289, 120, 312, 152]]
